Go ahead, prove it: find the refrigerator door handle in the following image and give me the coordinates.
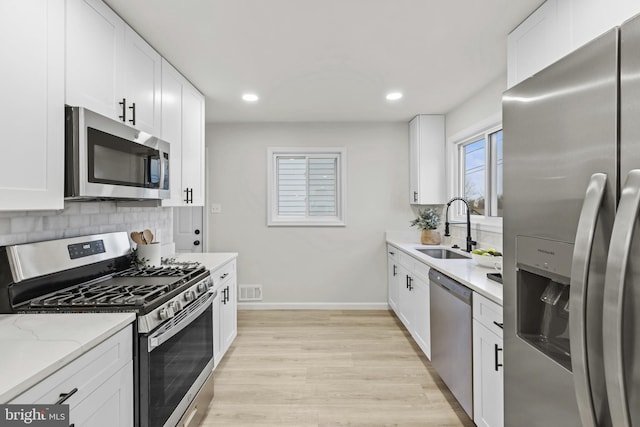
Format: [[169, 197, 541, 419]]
[[602, 170, 640, 427], [569, 173, 608, 427]]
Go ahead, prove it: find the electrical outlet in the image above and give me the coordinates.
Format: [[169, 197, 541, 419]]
[[210, 203, 222, 214]]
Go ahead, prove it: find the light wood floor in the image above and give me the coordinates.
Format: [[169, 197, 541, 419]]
[[201, 310, 475, 427]]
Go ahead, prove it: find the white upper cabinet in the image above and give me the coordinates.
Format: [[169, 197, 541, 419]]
[[181, 82, 206, 206], [508, 0, 640, 88], [66, 0, 124, 120], [571, 0, 640, 48], [0, 0, 65, 210], [66, 0, 162, 136], [122, 26, 162, 136], [409, 115, 446, 205], [507, 0, 572, 88], [161, 60, 205, 207]]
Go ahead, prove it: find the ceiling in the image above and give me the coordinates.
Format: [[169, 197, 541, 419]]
[[104, 0, 544, 123]]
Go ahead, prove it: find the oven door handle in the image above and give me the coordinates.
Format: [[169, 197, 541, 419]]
[[148, 290, 216, 352]]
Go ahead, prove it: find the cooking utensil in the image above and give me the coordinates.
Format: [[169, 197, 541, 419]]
[[143, 229, 154, 244], [131, 231, 145, 245]]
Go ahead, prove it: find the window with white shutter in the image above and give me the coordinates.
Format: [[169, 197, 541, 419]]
[[268, 148, 346, 226]]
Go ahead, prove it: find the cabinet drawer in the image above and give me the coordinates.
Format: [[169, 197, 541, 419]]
[[412, 260, 430, 282], [397, 252, 414, 270], [11, 326, 133, 407], [211, 260, 236, 289], [473, 292, 503, 338], [386, 245, 399, 261]]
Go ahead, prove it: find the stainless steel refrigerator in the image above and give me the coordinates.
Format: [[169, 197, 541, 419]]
[[502, 12, 640, 427]]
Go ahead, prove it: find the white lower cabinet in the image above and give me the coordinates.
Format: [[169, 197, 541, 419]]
[[409, 274, 430, 359], [387, 246, 400, 312], [473, 292, 504, 427], [10, 326, 133, 427], [389, 245, 431, 360], [211, 260, 238, 367]]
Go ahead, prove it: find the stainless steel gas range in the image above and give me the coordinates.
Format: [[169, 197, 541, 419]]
[[0, 232, 215, 427]]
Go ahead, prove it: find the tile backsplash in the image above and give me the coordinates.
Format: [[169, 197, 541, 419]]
[[443, 224, 503, 251], [0, 201, 173, 248]]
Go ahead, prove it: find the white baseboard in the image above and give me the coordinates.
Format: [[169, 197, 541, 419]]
[[237, 302, 390, 310]]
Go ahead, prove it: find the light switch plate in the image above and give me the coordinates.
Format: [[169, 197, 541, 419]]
[[210, 203, 222, 214]]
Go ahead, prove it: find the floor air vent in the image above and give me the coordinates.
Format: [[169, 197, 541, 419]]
[[239, 284, 262, 301]]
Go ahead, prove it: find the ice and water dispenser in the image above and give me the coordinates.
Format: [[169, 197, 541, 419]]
[[516, 235, 575, 370]]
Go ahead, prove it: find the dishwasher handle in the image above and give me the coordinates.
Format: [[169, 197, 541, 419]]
[[429, 269, 472, 304]]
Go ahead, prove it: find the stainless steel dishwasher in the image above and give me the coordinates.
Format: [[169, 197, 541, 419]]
[[429, 268, 473, 418]]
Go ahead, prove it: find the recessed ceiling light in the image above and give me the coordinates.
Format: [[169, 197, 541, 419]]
[[242, 93, 259, 102], [386, 92, 403, 101]]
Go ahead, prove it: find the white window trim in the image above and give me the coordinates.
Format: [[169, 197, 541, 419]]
[[446, 113, 503, 233], [267, 147, 347, 227]]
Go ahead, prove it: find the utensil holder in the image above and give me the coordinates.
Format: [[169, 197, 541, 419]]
[[136, 242, 161, 267]]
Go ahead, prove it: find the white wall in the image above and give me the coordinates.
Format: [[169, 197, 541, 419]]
[[446, 72, 505, 138], [206, 122, 414, 307], [443, 71, 507, 251]]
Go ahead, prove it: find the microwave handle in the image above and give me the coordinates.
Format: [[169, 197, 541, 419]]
[[160, 152, 169, 191]]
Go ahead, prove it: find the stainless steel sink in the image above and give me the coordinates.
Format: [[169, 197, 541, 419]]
[[416, 248, 470, 259]]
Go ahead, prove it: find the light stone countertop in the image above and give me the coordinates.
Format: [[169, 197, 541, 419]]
[[0, 313, 135, 403], [386, 237, 503, 305], [173, 252, 238, 272]]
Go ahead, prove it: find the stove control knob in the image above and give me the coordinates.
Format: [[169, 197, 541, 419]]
[[158, 307, 169, 320], [171, 301, 183, 312], [197, 282, 207, 293], [184, 290, 196, 302]]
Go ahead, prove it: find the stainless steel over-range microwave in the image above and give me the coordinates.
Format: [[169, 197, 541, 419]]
[[65, 106, 170, 201]]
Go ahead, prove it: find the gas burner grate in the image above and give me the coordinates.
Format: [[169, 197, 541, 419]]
[[117, 264, 202, 278], [29, 283, 172, 308]]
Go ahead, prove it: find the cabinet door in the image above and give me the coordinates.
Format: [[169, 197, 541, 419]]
[[66, 0, 124, 120], [409, 116, 420, 204], [161, 59, 185, 206], [408, 115, 446, 205], [69, 361, 134, 427], [410, 275, 431, 360], [473, 320, 504, 427], [221, 278, 238, 352], [397, 267, 412, 331], [181, 82, 206, 206], [506, 0, 572, 88], [0, 0, 64, 210], [387, 256, 399, 314], [123, 25, 162, 136], [571, 0, 640, 50]]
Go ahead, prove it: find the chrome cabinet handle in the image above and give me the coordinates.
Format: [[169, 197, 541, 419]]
[[413, 191, 418, 202], [603, 170, 640, 427], [569, 173, 607, 427], [492, 321, 503, 329], [393, 264, 397, 277]]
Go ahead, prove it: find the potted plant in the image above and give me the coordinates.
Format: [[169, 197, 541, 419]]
[[410, 208, 442, 245]]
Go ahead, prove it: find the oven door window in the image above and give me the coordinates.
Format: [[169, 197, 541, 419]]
[[87, 127, 160, 188], [144, 304, 213, 427]]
